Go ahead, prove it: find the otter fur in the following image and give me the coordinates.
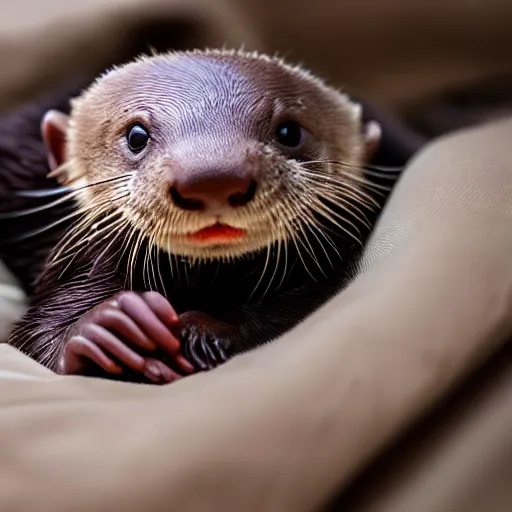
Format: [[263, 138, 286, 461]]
[[1, 49, 424, 383]]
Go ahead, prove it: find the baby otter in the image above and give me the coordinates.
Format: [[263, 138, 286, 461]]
[[5, 49, 414, 383]]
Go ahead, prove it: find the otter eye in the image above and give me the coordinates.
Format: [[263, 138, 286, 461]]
[[275, 121, 304, 148], [126, 123, 149, 153]]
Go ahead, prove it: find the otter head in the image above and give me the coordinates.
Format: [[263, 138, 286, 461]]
[[41, 49, 381, 262]]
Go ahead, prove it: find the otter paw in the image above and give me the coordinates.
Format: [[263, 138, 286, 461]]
[[60, 291, 194, 383], [179, 311, 238, 371]]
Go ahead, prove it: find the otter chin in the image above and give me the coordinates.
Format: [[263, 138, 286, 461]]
[[7, 48, 402, 383]]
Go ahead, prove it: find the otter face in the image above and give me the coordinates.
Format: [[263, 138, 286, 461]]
[[42, 50, 380, 262]]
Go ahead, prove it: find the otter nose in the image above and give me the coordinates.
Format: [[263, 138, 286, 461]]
[[169, 169, 257, 211]]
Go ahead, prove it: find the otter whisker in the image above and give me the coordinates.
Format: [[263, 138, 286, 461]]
[[332, 171, 392, 194], [255, 237, 286, 301], [15, 186, 125, 254], [5, 208, 85, 244], [56, 223, 117, 279], [293, 211, 327, 277], [248, 243, 272, 301], [47, 213, 96, 262], [306, 197, 363, 246], [289, 226, 316, 282], [265, 199, 296, 260], [289, 192, 336, 269], [88, 217, 130, 276], [154, 220, 166, 294], [54, 193, 129, 253], [47, 185, 129, 248], [301, 179, 374, 228], [148, 220, 163, 292], [277, 200, 298, 288], [311, 185, 377, 215], [298, 210, 341, 268], [275, 207, 296, 291], [129, 228, 146, 291], [3, 174, 133, 219], [300, 215, 335, 270], [165, 224, 175, 280], [66, 212, 126, 267], [319, 192, 373, 229], [142, 230, 152, 291], [303, 173, 378, 204], [132, 228, 146, 291], [56, 213, 127, 279], [299, 165, 389, 199], [143, 224, 156, 291], [301, 162, 394, 194], [14, 188, 74, 199], [306, 190, 366, 236], [118, 223, 137, 269], [148, 234, 158, 292], [314, 224, 343, 261], [301, 159, 404, 177], [329, 181, 382, 209], [166, 214, 184, 282], [119, 224, 139, 289], [343, 163, 404, 177], [299, 169, 382, 207], [59, 189, 129, 238], [269, 199, 296, 242], [278, 195, 321, 280], [0, 195, 75, 219], [298, 168, 381, 206], [47, 191, 130, 265], [270, 238, 283, 294], [15, 173, 133, 198], [96, 224, 131, 268], [246, 197, 299, 299], [279, 232, 290, 290], [89, 219, 132, 274]]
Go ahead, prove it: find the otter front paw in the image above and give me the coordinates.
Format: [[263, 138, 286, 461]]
[[179, 311, 238, 371], [60, 291, 194, 384]]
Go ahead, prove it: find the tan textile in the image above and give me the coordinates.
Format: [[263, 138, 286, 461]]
[[0, 262, 25, 341], [1, 115, 511, 512]]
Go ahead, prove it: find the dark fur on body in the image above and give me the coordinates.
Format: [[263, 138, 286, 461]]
[[0, 80, 83, 292], [1, 51, 425, 379]]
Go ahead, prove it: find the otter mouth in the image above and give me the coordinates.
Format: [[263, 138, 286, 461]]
[[185, 222, 247, 245]]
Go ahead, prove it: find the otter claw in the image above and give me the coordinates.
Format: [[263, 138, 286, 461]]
[[179, 312, 235, 371], [183, 330, 208, 370]]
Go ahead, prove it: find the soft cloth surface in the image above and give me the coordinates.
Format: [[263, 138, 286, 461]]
[[1, 117, 511, 512], [0, 262, 25, 342], [1, 1, 512, 511]]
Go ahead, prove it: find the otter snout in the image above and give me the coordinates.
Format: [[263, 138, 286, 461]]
[[168, 164, 257, 212]]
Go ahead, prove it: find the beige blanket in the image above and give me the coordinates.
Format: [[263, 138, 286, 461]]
[[1, 1, 512, 510]]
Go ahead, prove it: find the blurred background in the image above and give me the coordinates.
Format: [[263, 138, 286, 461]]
[[1, 0, 512, 138], [0, 2, 511, 509]]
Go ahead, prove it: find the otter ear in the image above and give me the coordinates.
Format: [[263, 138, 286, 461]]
[[363, 120, 382, 164], [41, 110, 70, 176]]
